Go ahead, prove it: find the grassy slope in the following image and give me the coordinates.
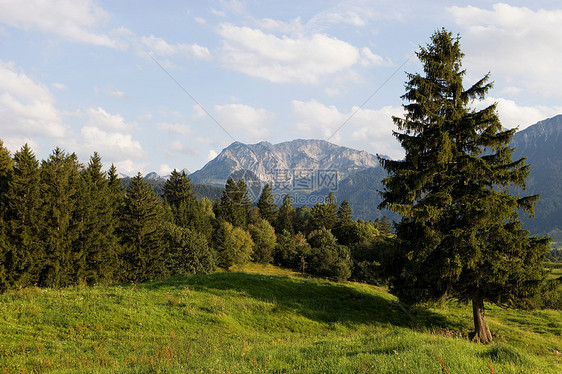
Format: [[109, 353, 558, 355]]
[[0, 264, 560, 373]]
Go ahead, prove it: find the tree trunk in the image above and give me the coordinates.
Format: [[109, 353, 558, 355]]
[[471, 295, 493, 344]]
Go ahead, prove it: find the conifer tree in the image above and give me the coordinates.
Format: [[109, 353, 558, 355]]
[[333, 200, 356, 246], [275, 194, 295, 234], [337, 200, 353, 226], [39, 148, 81, 287], [75, 153, 121, 284], [5, 145, 43, 287], [0, 141, 13, 291], [162, 169, 198, 229], [257, 184, 278, 224], [379, 29, 550, 344], [310, 192, 338, 231], [218, 178, 252, 227], [119, 173, 168, 282]]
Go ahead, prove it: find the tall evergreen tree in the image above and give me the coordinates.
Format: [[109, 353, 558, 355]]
[[0, 141, 13, 291], [379, 29, 550, 344], [218, 178, 252, 227], [119, 173, 168, 282], [5, 144, 43, 288], [39, 148, 82, 287], [275, 194, 295, 234], [74, 153, 121, 284], [257, 184, 278, 224], [162, 169, 198, 228], [310, 192, 338, 231]]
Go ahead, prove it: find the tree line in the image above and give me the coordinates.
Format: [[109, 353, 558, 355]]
[[0, 141, 394, 292]]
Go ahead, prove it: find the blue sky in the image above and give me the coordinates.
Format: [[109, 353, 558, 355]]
[[1, 0, 561, 176]]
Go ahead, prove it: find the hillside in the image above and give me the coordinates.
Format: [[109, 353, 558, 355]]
[[1, 265, 560, 373], [511, 115, 562, 234]]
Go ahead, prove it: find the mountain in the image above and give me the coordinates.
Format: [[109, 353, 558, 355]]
[[511, 114, 562, 234], [144, 172, 168, 182], [189, 139, 379, 187]]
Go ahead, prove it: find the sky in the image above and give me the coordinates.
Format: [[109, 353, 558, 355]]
[[1, 0, 562, 176]]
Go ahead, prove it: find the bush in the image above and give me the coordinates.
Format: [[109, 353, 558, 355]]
[[163, 223, 216, 275], [306, 229, 352, 282]]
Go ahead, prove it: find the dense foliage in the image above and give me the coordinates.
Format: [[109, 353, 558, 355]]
[[379, 29, 551, 343], [0, 141, 399, 291]]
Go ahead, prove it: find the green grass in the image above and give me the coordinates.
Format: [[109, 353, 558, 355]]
[[1, 264, 560, 373]]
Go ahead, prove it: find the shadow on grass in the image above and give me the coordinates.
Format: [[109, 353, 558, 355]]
[[140, 272, 459, 332]]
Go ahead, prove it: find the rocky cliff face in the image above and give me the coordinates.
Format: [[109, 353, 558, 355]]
[[189, 139, 379, 186]]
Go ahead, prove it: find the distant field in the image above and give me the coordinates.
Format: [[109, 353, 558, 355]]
[[1, 264, 560, 373]]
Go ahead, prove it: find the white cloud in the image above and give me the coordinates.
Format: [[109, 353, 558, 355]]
[[207, 149, 218, 161], [52, 83, 67, 90], [0, 61, 66, 140], [141, 35, 212, 60], [254, 17, 305, 36], [159, 164, 172, 176], [79, 125, 143, 159], [113, 159, 148, 176], [157, 122, 192, 135], [217, 24, 360, 83], [472, 97, 562, 131], [213, 103, 273, 141], [305, 0, 403, 32], [109, 89, 126, 99], [167, 140, 199, 156], [360, 47, 393, 67], [194, 17, 206, 25], [291, 99, 404, 158], [449, 3, 562, 97], [292, 99, 347, 139], [0, 0, 120, 47], [86, 107, 131, 131]]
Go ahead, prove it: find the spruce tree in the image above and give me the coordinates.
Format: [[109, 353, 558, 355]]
[[0, 141, 13, 291], [75, 153, 121, 284], [275, 194, 295, 234], [119, 173, 168, 282], [5, 144, 43, 288], [310, 192, 338, 231], [39, 148, 81, 287], [162, 169, 198, 229], [379, 29, 550, 344], [257, 184, 278, 224], [218, 178, 252, 227]]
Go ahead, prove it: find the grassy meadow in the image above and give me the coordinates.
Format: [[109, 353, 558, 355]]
[[0, 264, 560, 373]]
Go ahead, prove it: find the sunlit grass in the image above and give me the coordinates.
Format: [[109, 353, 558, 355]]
[[0, 264, 560, 373]]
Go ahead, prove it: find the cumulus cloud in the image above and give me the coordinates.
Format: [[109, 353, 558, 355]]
[[86, 107, 131, 131], [291, 99, 404, 159], [0, 0, 120, 48], [141, 35, 212, 60], [113, 159, 148, 176], [157, 122, 192, 136], [167, 140, 199, 156], [159, 164, 172, 176], [472, 97, 562, 131], [207, 149, 218, 161], [0, 61, 66, 141], [213, 103, 274, 141], [449, 3, 562, 97], [217, 24, 360, 83], [60, 107, 145, 171]]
